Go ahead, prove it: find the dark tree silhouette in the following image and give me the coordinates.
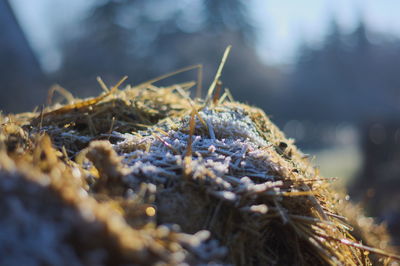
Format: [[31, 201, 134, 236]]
[[56, 0, 278, 108], [0, 0, 47, 112], [286, 17, 400, 126], [57, 0, 142, 95], [203, 0, 255, 42]]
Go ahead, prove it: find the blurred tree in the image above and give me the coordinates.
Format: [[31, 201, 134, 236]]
[[0, 0, 47, 112], [56, 0, 280, 110], [203, 0, 255, 42], [56, 0, 141, 95], [162, 0, 279, 107], [286, 17, 400, 126], [324, 19, 343, 53], [352, 21, 369, 52], [82, 0, 132, 72]]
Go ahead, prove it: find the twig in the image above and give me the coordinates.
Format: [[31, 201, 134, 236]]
[[183, 109, 196, 176], [196, 64, 203, 99], [135, 64, 202, 89], [153, 134, 179, 154], [205, 45, 232, 106], [96, 76, 110, 92], [315, 233, 400, 261], [107, 117, 115, 140]]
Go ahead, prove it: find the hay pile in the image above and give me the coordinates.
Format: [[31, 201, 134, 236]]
[[0, 50, 398, 265]]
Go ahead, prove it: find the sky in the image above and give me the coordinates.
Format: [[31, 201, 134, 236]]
[[9, 0, 400, 72]]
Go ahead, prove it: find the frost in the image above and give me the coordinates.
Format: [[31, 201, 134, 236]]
[[114, 105, 282, 208], [198, 107, 267, 147]]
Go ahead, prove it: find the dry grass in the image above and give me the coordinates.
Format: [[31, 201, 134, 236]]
[[0, 47, 398, 265]]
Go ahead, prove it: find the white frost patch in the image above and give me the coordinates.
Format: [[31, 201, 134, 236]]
[[131, 161, 159, 176], [198, 107, 267, 147], [60, 131, 91, 143]]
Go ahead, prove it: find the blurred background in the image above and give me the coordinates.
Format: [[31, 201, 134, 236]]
[[2, 0, 400, 244]]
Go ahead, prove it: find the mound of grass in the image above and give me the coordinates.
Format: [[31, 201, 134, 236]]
[[0, 47, 397, 265]]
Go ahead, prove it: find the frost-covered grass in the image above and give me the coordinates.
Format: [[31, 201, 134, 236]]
[[113, 106, 283, 207]]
